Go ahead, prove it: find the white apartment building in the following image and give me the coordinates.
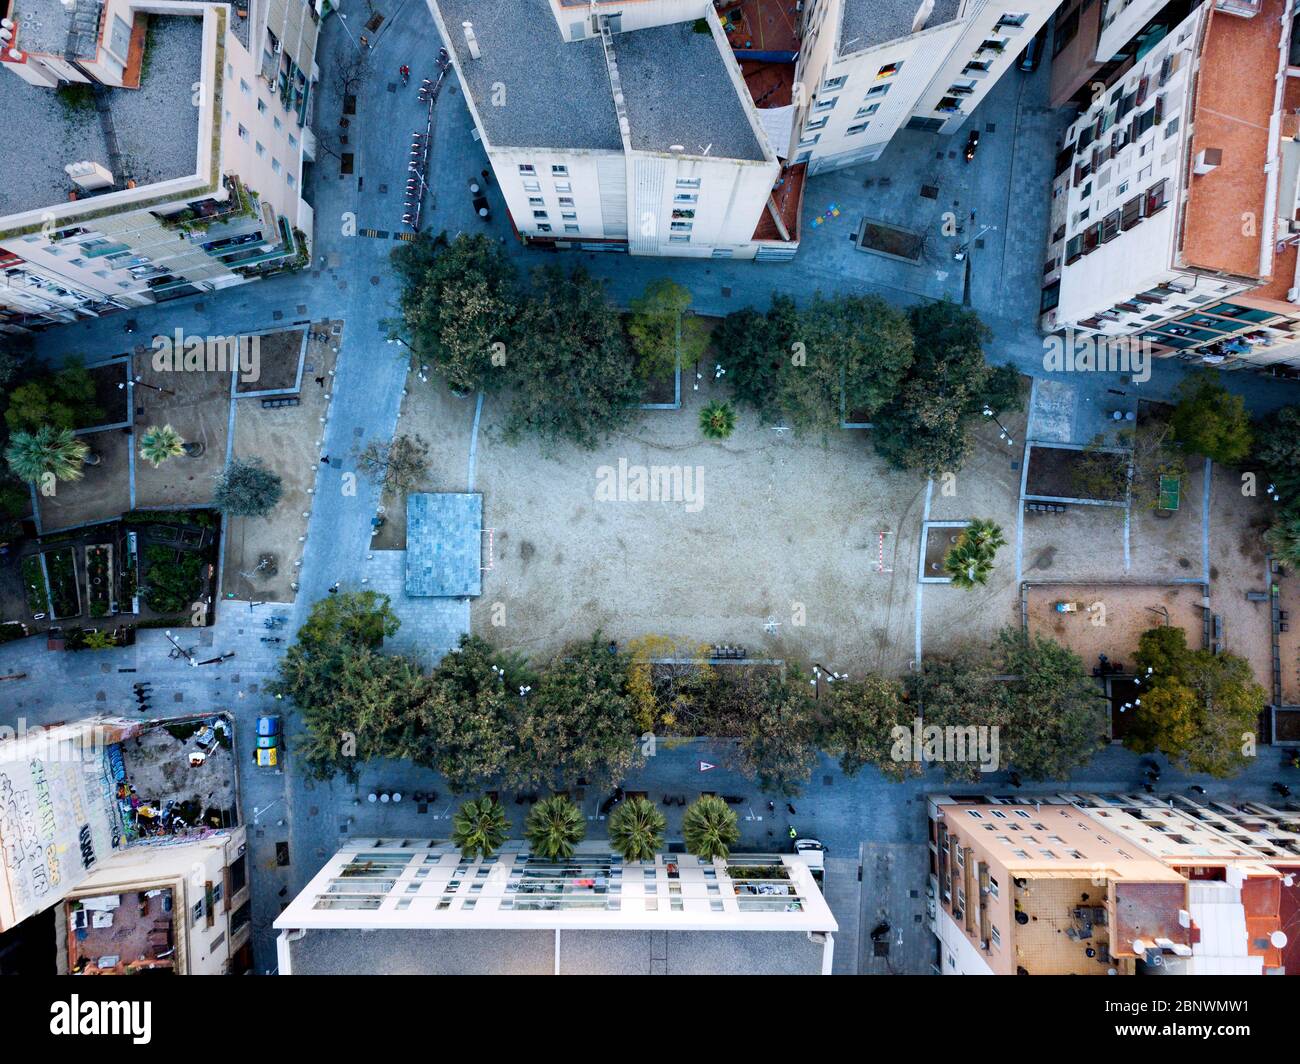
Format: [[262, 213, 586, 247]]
[[1040, 0, 1300, 373], [275, 839, 838, 974], [429, 0, 798, 260], [790, 0, 1060, 174], [0, 0, 319, 331]]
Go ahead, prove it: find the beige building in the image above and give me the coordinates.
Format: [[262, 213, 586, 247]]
[[929, 793, 1295, 975], [0, 0, 318, 331]]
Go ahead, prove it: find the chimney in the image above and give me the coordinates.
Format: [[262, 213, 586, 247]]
[[65, 161, 114, 191], [1193, 147, 1222, 175], [912, 0, 935, 33], [462, 21, 481, 60]]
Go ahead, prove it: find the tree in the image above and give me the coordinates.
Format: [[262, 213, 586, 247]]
[[820, 673, 915, 779], [139, 425, 186, 467], [505, 267, 641, 450], [1125, 625, 1264, 776], [735, 674, 818, 795], [525, 795, 586, 860], [943, 518, 1006, 589], [1264, 506, 1300, 568], [682, 794, 740, 861], [354, 434, 430, 497], [907, 649, 1011, 783], [412, 634, 527, 791], [699, 400, 736, 440], [1170, 371, 1252, 464], [4, 358, 102, 433], [711, 300, 795, 421], [1074, 417, 1184, 509], [5, 426, 89, 483], [213, 458, 282, 516], [607, 797, 665, 862], [512, 633, 642, 788], [872, 302, 1021, 475], [391, 232, 519, 395], [451, 796, 509, 859], [626, 278, 709, 382], [1251, 405, 1300, 505]]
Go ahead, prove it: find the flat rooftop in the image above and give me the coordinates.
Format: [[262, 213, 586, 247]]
[[434, 0, 623, 151], [615, 21, 766, 161], [0, 12, 204, 219], [839, 0, 963, 55], [9, 0, 88, 57], [287, 927, 826, 975]]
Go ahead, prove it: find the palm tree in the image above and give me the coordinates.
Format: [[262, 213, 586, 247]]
[[450, 796, 508, 859], [1265, 510, 1300, 568], [607, 796, 665, 862], [5, 426, 89, 483], [682, 794, 740, 861], [699, 400, 737, 440], [944, 518, 1005, 589], [139, 424, 187, 467], [525, 794, 586, 860]]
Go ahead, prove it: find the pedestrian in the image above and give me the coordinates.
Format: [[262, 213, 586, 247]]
[[329, 583, 340, 594], [320, 455, 330, 464], [788, 826, 797, 839], [1008, 771, 1021, 788], [315, 376, 326, 386], [1142, 781, 1154, 794], [1275, 782, 1292, 798], [480, 168, 492, 186], [359, 33, 369, 48], [1188, 785, 1207, 795], [786, 802, 796, 815]]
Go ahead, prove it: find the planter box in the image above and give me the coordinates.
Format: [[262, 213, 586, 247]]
[[85, 543, 115, 618], [43, 547, 82, 620], [20, 555, 50, 618]]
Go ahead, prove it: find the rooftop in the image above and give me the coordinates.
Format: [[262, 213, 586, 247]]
[[434, 0, 623, 152], [1180, 0, 1286, 279], [7, 0, 90, 57], [0, 11, 205, 219], [838, 0, 964, 55], [287, 927, 827, 975], [65, 888, 178, 976]]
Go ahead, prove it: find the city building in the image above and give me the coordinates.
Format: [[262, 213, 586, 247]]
[[0, 0, 319, 332], [928, 792, 1296, 975], [429, 0, 804, 260], [1040, 0, 1300, 374], [275, 839, 838, 974], [0, 714, 247, 973], [789, 0, 1061, 174]]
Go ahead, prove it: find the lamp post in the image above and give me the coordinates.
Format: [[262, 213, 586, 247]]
[[163, 629, 197, 666], [982, 405, 1015, 447], [119, 376, 175, 397]]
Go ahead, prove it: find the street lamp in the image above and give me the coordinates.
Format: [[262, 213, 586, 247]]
[[982, 405, 1015, 447], [163, 629, 198, 667], [119, 376, 175, 396]]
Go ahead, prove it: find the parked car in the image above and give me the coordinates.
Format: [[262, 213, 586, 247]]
[[794, 838, 827, 885], [254, 715, 282, 768], [1018, 24, 1049, 72]]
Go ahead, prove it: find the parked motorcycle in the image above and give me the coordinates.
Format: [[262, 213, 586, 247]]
[[963, 129, 980, 162]]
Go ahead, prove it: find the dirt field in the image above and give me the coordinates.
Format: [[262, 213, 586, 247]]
[[220, 322, 341, 602], [450, 379, 931, 675], [1205, 463, 1275, 694], [1025, 583, 1205, 671], [36, 428, 132, 532], [131, 351, 231, 509]]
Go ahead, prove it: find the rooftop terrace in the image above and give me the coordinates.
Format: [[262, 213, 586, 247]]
[[0, 11, 206, 219], [839, 0, 963, 55]]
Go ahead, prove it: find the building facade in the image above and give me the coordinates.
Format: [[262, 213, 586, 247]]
[[0, 0, 319, 331], [1039, 0, 1300, 373], [429, 0, 804, 260], [790, 0, 1061, 174], [929, 793, 1296, 975]]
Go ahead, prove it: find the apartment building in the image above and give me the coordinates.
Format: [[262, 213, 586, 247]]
[[1040, 0, 1300, 374], [429, 0, 803, 260], [790, 0, 1060, 174], [928, 793, 1296, 975], [275, 839, 838, 974], [0, 0, 319, 331]]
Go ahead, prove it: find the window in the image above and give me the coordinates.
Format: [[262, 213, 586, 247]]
[[672, 209, 695, 219], [274, 116, 283, 131], [519, 164, 536, 174], [990, 924, 1001, 947], [558, 196, 574, 206], [255, 141, 265, 157], [937, 97, 962, 114], [988, 876, 999, 897], [674, 193, 698, 204], [523, 180, 541, 192], [997, 12, 1028, 27], [240, 78, 250, 95], [564, 224, 579, 233], [822, 75, 847, 91], [257, 98, 267, 114], [670, 221, 692, 232], [532, 210, 548, 219], [813, 97, 838, 112], [876, 62, 902, 78], [561, 211, 577, 221], [806, 116, 828, 131], [551, 164, 568, 175], [865, 83, 890, 98], [675, 178, 702, 189], [669, 234, 690, 244], [286, 173, 295, 188], [289, 133, 297, 148], [528, 196, 544, 206], [855, 103, 880, 118], [964, 59, 992, 75], [272, 158, 282, 174], [797, 132, 821, 147], [192, 898, 205, 925], [536, 223, 552, 232], [847, 122, 869, 135], [1145, 178, 1168, 215], [555, 181, 572, 193], [229, 855, 247, 894]]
